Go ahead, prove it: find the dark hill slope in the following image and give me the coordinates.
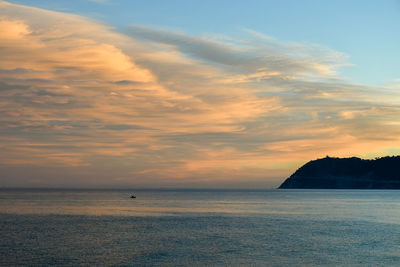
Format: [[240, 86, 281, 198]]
[[279, 156, 400, 189]]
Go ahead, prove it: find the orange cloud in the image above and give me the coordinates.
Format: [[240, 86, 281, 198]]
[[1, 1, 400, 188]]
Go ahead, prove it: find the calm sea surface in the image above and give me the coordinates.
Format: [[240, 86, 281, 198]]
[[1, 189, 400, 266]]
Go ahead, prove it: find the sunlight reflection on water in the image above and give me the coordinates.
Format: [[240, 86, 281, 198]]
[[3, 189, 400, 266], [2, 189, 400, 224]]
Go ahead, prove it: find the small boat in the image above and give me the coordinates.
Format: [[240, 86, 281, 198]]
[[130, 195, 136, 198]]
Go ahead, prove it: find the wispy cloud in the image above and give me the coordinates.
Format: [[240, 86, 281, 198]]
[[127, 24, 346, 77], [1, 0, 400, 188]]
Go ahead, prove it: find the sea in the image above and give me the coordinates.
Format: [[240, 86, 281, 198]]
[[1, 189, 400, 266]]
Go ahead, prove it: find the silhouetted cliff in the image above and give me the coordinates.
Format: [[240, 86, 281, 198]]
[[279, 156, 400, 189]]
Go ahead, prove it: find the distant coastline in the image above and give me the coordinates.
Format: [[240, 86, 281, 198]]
[[279, 156, 400, 189]]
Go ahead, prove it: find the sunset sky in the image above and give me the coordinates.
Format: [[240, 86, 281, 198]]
[[1, 0, 400, 188]]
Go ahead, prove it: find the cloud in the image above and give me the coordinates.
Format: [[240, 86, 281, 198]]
[[127, 25, 346, 78], [1, 1, 400, 188]]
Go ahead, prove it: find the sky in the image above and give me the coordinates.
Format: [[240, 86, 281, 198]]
[[0, 0, 399, 188]]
